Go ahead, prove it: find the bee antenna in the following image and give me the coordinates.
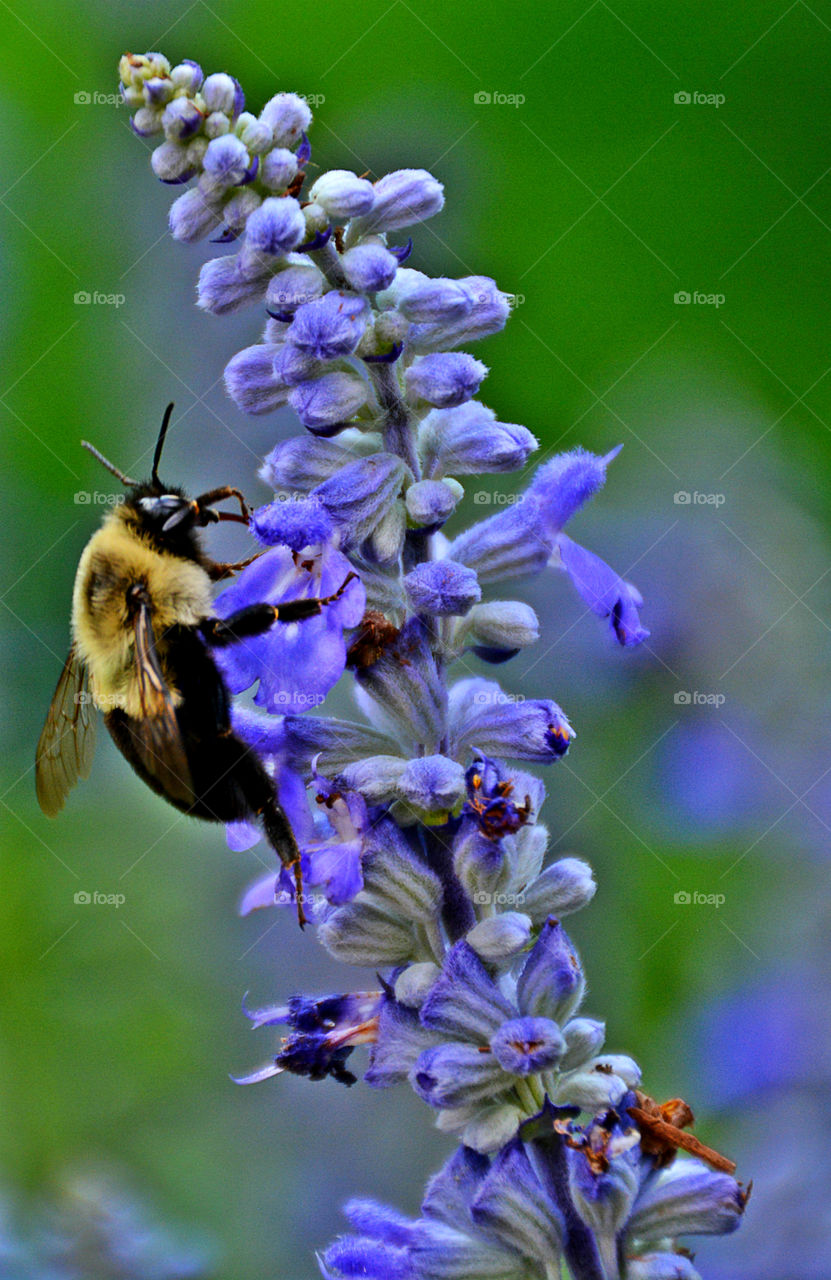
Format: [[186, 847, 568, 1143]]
[[81, 441, 139, 488], [151, 402, 175, 488]]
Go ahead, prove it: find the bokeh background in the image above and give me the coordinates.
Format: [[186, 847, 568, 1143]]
[[2, 1, 829, 1275]]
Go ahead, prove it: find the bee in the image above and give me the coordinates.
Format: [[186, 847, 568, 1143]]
[[35, 405, 353, 927]]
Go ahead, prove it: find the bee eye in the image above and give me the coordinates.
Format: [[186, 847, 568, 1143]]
[[139, 494, 184, 516]]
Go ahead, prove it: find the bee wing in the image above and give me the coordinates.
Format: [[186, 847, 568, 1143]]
[[35, 647, 97, 817], [127, 595, 195, 808]]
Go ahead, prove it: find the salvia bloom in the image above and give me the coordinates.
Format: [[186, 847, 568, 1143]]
[[121, 51, 744, 1280]]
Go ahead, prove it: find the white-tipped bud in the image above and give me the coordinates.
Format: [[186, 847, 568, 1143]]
[[309, 169, 375, 219]]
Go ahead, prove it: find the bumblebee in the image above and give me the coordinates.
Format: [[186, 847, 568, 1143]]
[[36, 405, 350, 926]]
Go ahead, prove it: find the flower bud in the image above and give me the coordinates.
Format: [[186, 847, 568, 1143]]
[[161, 96, 203, 141], [405, 353, 487, 408], [404, 560, 481, 617], [203, 134, 251, 186], [289, 291, 370, 360], [198, 254, 272, 315], [151, 141, 197, 184], [235, 111, 273, 153], [310, 169, 375, 219], [521, 857, 596, 922], [517, 918, 584, 1023], [405, 479, 459, 527], [169, 190, 223, 243], [203, 111, 231, 140], [223, 343, 290, 414], [420, 402, 537, 476], [458, 600, 539, 653], [266, 261, 325, 314], [260, 146, 299, 192], [202, 72, 243, 116], [259, 92, 312, 146], [466, 913, 532, 962], [395, 962, 441, 1009], [395, 754, 466, 822], [169, 60, 203, 93], [288, 371, 369, 432], [351, 168, 444, 235], [132, 105, 164, 137], [245, 196, 306, 256], [341, 242, 398, 293]]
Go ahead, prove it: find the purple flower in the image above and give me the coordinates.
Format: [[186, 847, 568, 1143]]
[[449, 677, 574, 764], [236, 991, 381, 1086], [349, 168, 444, 235], [202, 134, 250, 186], [245, 196, 306, 256], [288, 370, 368, 432], [420, 402, 538, 476], [404, 560, 481, 616], [288, 290, 370, 360], [309, 169, 375, 218], [250, 497, 335, 550], [259, 92, 312, 146], [341, 242, 399, 293], [223, 343, 289, 413], [556, 533, 650, 646], [212, 543, 365, 713], [405, 352, 487, 408]]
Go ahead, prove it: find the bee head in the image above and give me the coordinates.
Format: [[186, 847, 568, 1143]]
[[82, 403, 249, 543]]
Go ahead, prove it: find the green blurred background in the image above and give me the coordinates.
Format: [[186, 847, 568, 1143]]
[[2, 1, 829, 1275]]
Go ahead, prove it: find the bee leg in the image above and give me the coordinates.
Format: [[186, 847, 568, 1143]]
[[205, 551, 265, 582], [200, 605, 282, 647], [272, 573, 360, 624], [193, 486, 250, 526], [260, 796, 308, 929]]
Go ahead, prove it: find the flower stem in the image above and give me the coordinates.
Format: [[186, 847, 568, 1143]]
[[419, 825, 475, 942], [527, 1129, 607, 1280], [369, 361, 420, 480]]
